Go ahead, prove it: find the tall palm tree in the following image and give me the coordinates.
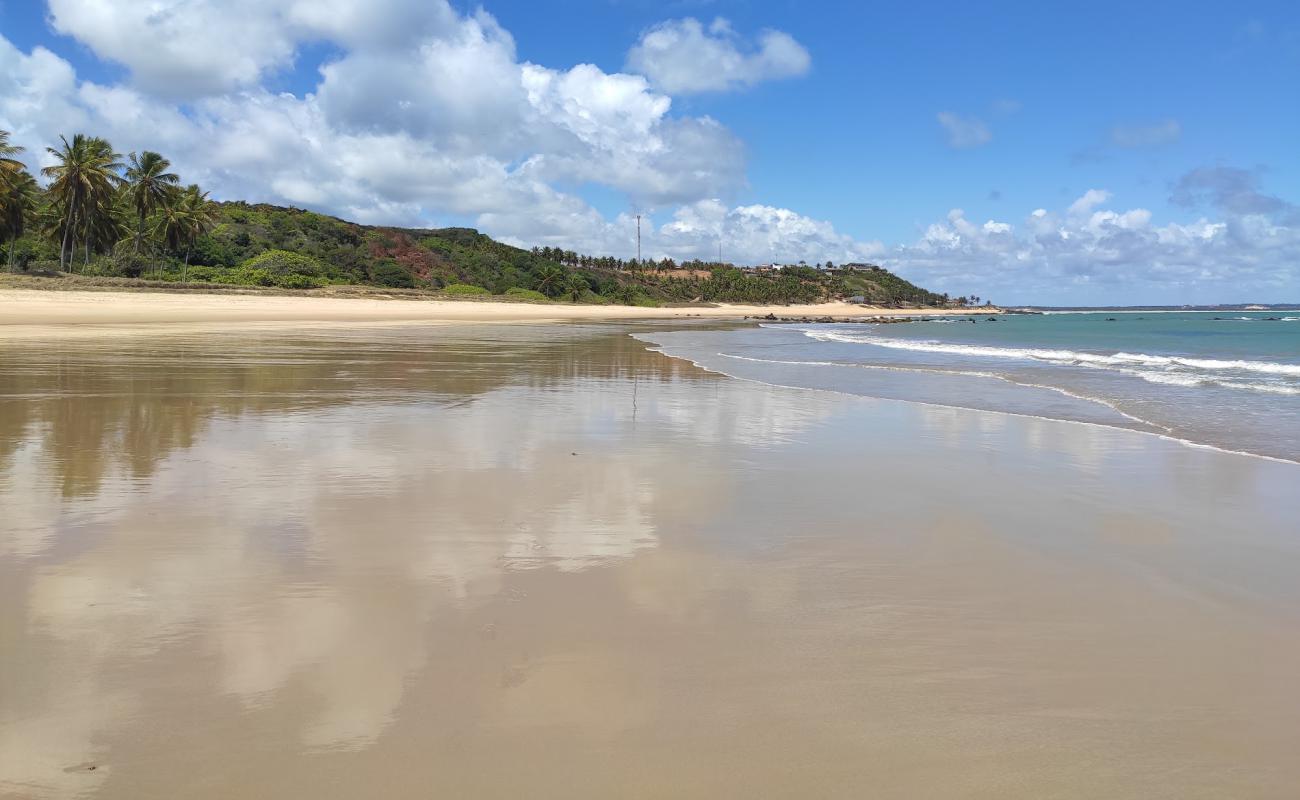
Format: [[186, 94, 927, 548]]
[[1, 169, 38, 271], [177, 184, 218, 281], [124, 151, 179, 253], [42, 134, 124, 270], [154, 184, 218, 281], [1, 131, 42, 272]]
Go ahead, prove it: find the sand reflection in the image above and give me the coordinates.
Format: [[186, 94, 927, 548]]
[[0, 324, 830, 796]]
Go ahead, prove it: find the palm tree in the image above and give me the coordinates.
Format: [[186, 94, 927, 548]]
[[154, 184, 218, 281], [153, 194, 191, 266], [42, 134, 124, 270], [124, 151, 179, 253], [0, 130, 25, 174], [1, 169, 38, 271], [177, 184, 218, 281], [534, 264, 567, 298], [564, 272, 588, 302]]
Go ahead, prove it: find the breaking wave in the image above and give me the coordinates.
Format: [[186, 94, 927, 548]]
[[798, 329, 1300, 395]]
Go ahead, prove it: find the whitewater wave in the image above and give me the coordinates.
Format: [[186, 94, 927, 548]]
[[801, 330, 1300, 378], [1118, 370, 1300, 395], [1212, 316, 1300, 322]]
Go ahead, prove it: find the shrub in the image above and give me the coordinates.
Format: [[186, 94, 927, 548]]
[[184, 266, 220, 283], [504, 287, 548, 302], [443, 283, 490, 296], [189, 235, 238, 267], [238, 249, 324, 278], [103, 250, 154, 278], [274, 273, 323, 289], [370, 260, 415, 288], [231, 267, 275, 287], [4, 236, 55, 270]]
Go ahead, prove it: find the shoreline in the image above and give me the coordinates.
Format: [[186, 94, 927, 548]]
[[0, 287, 995, 331], [649, 341, 1300, 468]]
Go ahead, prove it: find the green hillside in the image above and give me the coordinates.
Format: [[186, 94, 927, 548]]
[[832, 264, 951, 306], [7, 200, 959, 306], [1, 130, 970, 307]]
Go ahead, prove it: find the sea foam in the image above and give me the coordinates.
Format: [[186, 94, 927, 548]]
[[798, 329, 1300, 395]]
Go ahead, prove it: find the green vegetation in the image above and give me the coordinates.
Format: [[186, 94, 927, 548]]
[[831, 265, 950, 306], [504, 287, 549, 302], [0, 129, 963, 307]]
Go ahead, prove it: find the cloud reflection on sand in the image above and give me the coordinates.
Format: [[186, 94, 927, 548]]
[[0, 326, 831, 795]]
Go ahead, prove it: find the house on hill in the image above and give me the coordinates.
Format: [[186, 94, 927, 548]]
[[826, 263, 884, 276]]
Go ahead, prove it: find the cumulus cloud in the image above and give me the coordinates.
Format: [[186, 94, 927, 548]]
[[655, 200, 883, 264], [1067, 188, 1112, 217], [1110, 118, 1181, 148], [0, 5, 745, 239], [936, 111, 992, 149], [883, 180, 1300, 303], [485, 199, 883, 267], [45, 0, 459, 98], [626, 17, 811, 94]]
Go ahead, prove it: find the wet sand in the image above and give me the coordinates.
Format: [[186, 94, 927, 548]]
[[0, 288, 989, 329], [2, 323, 1298, 798]]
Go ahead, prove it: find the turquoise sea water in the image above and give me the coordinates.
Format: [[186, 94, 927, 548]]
[[638, 311, 1300, 463]]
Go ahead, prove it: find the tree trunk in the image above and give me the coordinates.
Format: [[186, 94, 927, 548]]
[[83, 216, 91, 272], [59, 204, 74, 270]]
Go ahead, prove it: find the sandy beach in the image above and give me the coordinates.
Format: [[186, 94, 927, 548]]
[[2, 322, 1297, 799], [0, 287, 991, 330]]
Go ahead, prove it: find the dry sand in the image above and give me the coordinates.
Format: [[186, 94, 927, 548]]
[[0, 287, 991, 329]]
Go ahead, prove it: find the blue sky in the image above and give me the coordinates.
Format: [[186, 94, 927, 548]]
[[1, 0, 1298, 303]]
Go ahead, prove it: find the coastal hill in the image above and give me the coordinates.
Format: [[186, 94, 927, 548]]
[[2, 131, 963, 307], [8, 199, 957, 307]]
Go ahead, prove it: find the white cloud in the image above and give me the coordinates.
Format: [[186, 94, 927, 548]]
[[485, 198, 885, 268], [883, 185, 1300, 303], [45, 0, 459, 99], [936, 111, 991, 149], [1110, 119, 1181, 148], [0, 4, 745, 230], [46, 0, 298, 98], [1067, 188, 1111, 216], [315, 12, 524, 147], [626, 17, 811, 94], [656, 200, 883, 264]]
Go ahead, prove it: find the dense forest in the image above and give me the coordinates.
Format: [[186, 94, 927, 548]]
[[1, 130, 959, 307]]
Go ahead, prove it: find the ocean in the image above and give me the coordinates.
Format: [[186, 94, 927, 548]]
[[637, 311, 1300, 464]]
